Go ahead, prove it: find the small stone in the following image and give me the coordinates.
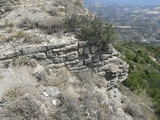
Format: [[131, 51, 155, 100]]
[[52, 99, 61, 106], [42, 91, 49, 97], [33, 64, 44, 74], [46, 86, 61, 97], [38, 85, 46, 92], [0, 99, 6, 107], [97, 71, 106, 76], [52, 99, 57, 106], [29, 59, 38, 67]]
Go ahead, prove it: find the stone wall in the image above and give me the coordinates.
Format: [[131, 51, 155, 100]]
[[0, 39, 129, 88]]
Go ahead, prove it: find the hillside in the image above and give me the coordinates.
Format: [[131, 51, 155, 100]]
[[114, 42, 160, 119], [0, 0, 157, 120]]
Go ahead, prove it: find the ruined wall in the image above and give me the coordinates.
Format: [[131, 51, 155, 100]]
[[0, 38, 128, 88]]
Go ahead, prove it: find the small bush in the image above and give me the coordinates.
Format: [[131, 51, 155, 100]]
[[124, 102, 143, 117], [0, 95, 47, 120]]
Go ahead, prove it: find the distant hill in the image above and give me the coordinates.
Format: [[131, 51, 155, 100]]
[[84, 0, 160, 6]]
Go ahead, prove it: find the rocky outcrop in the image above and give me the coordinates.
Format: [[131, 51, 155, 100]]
[[0, 36, 129, 88]]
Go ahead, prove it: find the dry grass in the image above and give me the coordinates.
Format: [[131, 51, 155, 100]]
[[19, 16, 64, 35], [2, 86, 24, 101], [36, 68, 67, 88], [123, 102, 143, 117], [0, 94, 47, 120], [11, 57, 30, 66], [4, 30, 32, 43]]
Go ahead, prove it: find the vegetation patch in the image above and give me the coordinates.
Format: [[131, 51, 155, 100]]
[[65, 14, 116, 50], [114, 42, 160, 118]]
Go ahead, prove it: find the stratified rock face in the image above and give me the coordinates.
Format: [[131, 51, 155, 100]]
[[0, 36, 129, 88]]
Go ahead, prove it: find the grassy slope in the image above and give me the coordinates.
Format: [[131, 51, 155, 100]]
[[114, 42, 160, 117]]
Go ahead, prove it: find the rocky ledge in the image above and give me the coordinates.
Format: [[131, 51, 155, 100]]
[[0, 35, 129, 88]]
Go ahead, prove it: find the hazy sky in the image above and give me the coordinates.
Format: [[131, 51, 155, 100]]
[[85, 0, 160, 6]]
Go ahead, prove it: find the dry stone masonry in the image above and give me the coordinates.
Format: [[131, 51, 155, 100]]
[[0, 36, 129, 88]]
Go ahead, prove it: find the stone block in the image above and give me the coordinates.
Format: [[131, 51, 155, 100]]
[[53, 57, 64, 63], [78, 48, 83, 55], [83, 47, 90, 55], [66, 51, 79, 61], [100, 54, 112, 60], [69, 66, 86, 71], [92, 55, 100, 63], [33, 53, 47, 59], [0, 51, 21, 60], [97, 71, 106, 77], [22, 45, 47, 55], [47, 63, 65, 69], [90, 45, 98, 54], [48, 43, 65, 49], [61, 43, 78, 51], [78, 41, 88, 47], [65, 59, 79, 66], [46, 51, 58, 58], [84, 58, 92, 64], [40, 59, 53, 65], [52, 48, 61, 52], [46, 86, 61, 97]]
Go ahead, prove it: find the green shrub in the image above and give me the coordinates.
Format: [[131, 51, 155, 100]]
[[65, 15, 116, 50], [114, 42, 160, 118]]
